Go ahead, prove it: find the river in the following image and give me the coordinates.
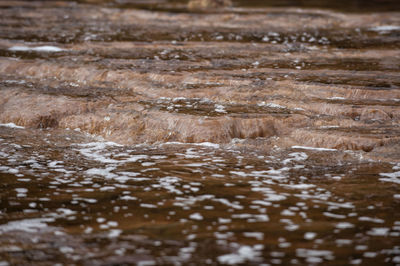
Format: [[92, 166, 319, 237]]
[[0, 0, 399, 265]]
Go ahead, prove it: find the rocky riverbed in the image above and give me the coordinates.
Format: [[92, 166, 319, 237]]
[[0, 0, 400, 265]]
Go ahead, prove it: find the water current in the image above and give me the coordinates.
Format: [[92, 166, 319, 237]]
[[0, 0, 400, 265]]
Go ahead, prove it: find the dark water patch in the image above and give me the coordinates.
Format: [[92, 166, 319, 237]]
[[315, 125, 400, 136], [0, 49, 71, 60], [83, 29, 399, 50], [1, 47, 398, 75], [0, 29, 85, 44], [0, 77, 133, 100], [302, 59, 398, 72], [138, 98, 297, 117], [232, 0, 400, 12], [316, 98, 400, 107], [1, 3, 398, 50], [75, 0, 400, 13], [297, 75, 400, 89]]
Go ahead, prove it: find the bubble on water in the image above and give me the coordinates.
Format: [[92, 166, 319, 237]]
[[367, 228, 389, 236], [358, 216, 384, 224], [96, 217, 106, 223], [363, 252, 377, 258], [335, 239, 352, 246], [323, 212, 346, 219], [218, 245, 261, 265], [108, 229, 122, 238], [304, 232, 317, 240], [59, 246, 74, 254], [189, 213, 203, 221], [0, 218, 54, 233], [120, 195, 137, 201], [281, 210, 296, 216]]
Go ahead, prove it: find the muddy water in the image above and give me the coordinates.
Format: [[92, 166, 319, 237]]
[[1, 0, 400, 265]]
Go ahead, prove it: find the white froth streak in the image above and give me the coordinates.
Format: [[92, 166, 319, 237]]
[[162, 142, 220, 149], [292, 145, 337, 151], [0, 218, 54, 233], [379, 171, 400, 184], [8, 46, 65, 52], [0, 123, 24, 129], [370, 25, 400, 32]]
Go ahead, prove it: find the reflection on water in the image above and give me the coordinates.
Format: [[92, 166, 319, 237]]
[[0, 0, 400, 265]]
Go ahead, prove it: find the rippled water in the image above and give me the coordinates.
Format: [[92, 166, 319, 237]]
[[1, 124, 399, 265], [0, 0, 400, 265]]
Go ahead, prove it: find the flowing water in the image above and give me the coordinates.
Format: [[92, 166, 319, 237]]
[[0, 0, 400, 265]]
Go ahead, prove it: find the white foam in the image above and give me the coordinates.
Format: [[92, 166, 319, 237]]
[[140, 203, 157, 208], [218, 218, 231, 224], [193, 142, 220, 149], [85, 167, 118, 179], [370, 25, 400, 32], [213, 198, 243, 210], [296, 248, 334, 260], [161, 142, 220, 149], [189, 213, 203, 221], [336, 222, 354, 229], [323, 212, 346, 219], [364, 252, 377, 258], [59, 246, 74, 253], [218, 246, 260, 265], [367, 227, 389, 236], [258, 102, 286, 109], [304, 232, 317, 240], [120, 195, 137, 200], [0, 123, 24, 129], [327, 96, 346, 100], [379, 171, 400, 184], [108, 229, 122, 238], [281, 209, 296, 216], [292, 146, 337, 151], [283, 152, 308, 164], [252, 200, 272, 207], [283, 184, 316, 189], [0, 218, 53, 233], [158, 176, 183, 195], [215, 104, 227, 113], [358, 216, 384, 224], [8, 45, 65, 52], [263, 193, 287, 202]]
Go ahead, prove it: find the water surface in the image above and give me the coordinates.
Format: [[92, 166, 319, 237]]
[[0, 0, 399, 265]]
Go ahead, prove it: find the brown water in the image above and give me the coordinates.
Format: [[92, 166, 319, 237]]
[[0, 0, 400, 265]]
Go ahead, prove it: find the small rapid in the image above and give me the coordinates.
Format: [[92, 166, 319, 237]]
[[0, 0, 399, 265]]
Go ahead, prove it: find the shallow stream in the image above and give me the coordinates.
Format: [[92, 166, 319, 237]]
[[0, 0, 400, 265]]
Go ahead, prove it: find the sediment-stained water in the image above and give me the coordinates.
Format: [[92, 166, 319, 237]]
[[0, 0, 400, 265]]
